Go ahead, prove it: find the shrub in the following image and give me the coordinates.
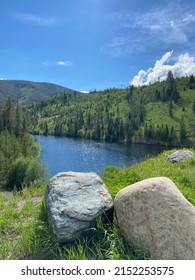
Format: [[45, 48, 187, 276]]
[[7, 157, 45, 190], [24, 159, 45, 187]]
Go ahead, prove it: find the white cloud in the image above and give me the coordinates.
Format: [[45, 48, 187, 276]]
[[131, 70, 147, 88], [43, 61, 50, 66], [102, 2, 195, 58], [0, 78, 6, 80], [99, 36, 130, 57], [133, 5, 193, 45], [182, 14, 193, 22], [43, 60, 73, 66], [99, 35, 144, 57], [57, 61, 73, 66], [80, 90, 89, 94], [15, 13, 56, 26], [131, 52, 195, 86]]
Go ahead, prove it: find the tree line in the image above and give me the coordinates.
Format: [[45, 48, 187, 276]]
[[30, 87, 146, 143], [0, 98, 45, 190]]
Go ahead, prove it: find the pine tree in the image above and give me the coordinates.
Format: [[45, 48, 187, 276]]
[[189, 75, 195, 89], [63, 92, 68, 105], [3, 97, 14, 132], [127, 85, 134, 103], [180, 117, 187, 144], [155, 89, 161, 101], [169, 101, 173, 117], [0, 103, 3, 132], [54, 123, 63, 136], [15, 101, 23, 137], [166, 71, 180, 102], [43, 122, 48, 136], [86, 112, 92, 129]]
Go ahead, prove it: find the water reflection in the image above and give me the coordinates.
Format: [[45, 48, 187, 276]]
[[35, 135, 165, 176]]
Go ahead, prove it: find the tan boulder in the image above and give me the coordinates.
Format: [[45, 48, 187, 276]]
[[114, 177, 195, 259]]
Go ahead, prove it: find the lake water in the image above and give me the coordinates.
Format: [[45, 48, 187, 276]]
[[35, 135, 165, 177]]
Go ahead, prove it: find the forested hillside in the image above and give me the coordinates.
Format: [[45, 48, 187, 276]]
[[29, 72, 195, 147], [0, 98, 44, 190], [0, 80, 78, 105]]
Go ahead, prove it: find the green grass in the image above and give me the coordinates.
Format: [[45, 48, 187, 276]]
[[102, 148, 195, 205], [0, 149, 195, 259], [145, 88, 195, 139]]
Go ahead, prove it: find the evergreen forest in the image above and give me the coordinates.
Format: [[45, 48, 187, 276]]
[[29, 72, 195, 147], [0, 98, 44, 191]]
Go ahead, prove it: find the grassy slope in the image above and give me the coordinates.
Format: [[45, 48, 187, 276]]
[[29, 78, 195, 146], [144, 88, 195, 138], [0, 148, 194, 260]]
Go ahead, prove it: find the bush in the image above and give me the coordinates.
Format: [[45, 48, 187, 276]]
[[24, 159, 45, 187], [7, 157, 45, 190]]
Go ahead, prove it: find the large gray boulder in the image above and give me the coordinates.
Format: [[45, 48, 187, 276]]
[[45, 172, 113, 242], [114, 177, 195, 260], [167, 150, 194, 163]]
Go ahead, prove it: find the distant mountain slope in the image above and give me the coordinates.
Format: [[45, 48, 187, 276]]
[[0, 80, 77, 104], [29, 74, 195, 147]]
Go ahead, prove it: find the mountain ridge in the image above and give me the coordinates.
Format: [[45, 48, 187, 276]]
[[0, 79, 78, 104]]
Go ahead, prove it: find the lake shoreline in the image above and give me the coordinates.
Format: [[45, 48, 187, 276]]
[[33, 132, 194, 149], [34, 135, 166, 177]]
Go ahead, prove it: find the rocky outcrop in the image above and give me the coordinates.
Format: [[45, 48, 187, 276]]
[[167, 150, 194, 163], [45, 172, 113, 243], [114, 177, 195, 260]]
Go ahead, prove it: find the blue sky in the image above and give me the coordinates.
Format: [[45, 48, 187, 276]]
[[0, 0, 195, 91]]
